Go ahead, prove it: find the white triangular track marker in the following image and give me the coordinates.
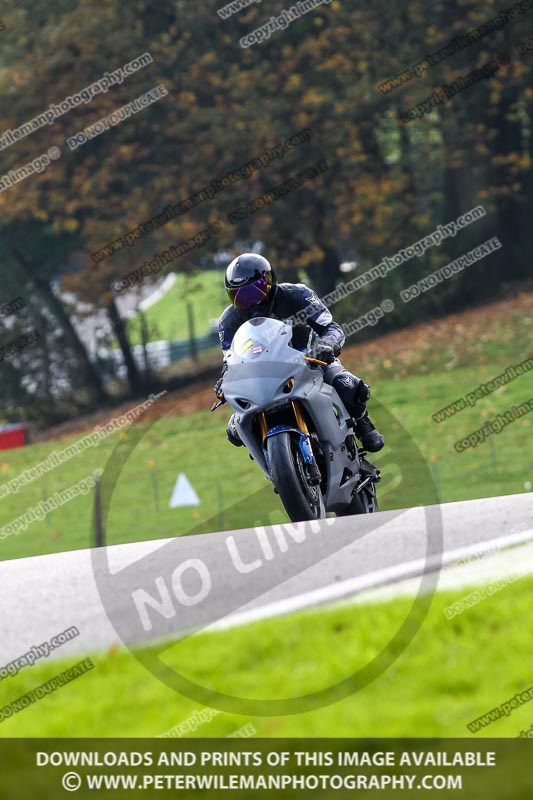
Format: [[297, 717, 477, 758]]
[[169, 473, 200, 508]]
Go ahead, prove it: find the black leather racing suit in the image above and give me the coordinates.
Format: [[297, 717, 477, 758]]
[[218, 282, 371, 421]]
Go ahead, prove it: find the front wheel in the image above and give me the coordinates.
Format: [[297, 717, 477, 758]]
[[267, 432, 326, 522]]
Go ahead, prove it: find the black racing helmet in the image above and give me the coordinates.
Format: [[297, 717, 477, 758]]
[[224, 253, 276, 311]]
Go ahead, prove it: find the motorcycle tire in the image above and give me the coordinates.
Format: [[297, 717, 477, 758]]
[[337, 482, 379, 516], [267, 431, 326, 522]]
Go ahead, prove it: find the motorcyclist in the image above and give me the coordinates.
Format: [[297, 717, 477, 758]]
[[214, 253, 384, 452]]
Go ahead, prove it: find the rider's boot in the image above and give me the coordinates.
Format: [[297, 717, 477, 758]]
[[348, 379, 384, 452], [354, 410, 384, 452], [227, 413, 244, 447]]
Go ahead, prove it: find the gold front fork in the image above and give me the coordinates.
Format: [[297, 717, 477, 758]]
[[292, 401, 310, 435], [257, 411, 268, 441], [257, 402, 309, 440]]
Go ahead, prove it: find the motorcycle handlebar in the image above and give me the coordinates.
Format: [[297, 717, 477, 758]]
[[304, 356, 329, 367]]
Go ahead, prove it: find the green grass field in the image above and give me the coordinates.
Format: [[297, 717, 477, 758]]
[[0, 295, 530, 745], [0, 571, 532, 737], [0, 295, 530, 561], [127, 270, 227, 344]]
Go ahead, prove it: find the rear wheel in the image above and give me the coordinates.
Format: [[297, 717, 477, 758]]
[[267, 432, 326, 522], [337, 481, 379, 516]]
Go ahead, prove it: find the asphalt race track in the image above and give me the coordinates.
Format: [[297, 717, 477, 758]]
[[1, 493, 532, 664]]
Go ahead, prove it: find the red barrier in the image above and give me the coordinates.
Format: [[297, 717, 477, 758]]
[[0, 423, 26, 451]]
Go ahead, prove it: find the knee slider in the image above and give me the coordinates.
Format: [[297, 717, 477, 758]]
[[227, 414, 243, 447], [332, 370, 357, 392]]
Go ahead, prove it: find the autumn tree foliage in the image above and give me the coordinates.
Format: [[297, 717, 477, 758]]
[[0, 0, 530, 420]]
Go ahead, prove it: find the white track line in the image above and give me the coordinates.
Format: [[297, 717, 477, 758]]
[[207, 527, 533, 632], [347, 540, 533, 608]]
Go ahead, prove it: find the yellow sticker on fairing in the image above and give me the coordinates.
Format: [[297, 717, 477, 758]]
[[239, 339, 254, 355]]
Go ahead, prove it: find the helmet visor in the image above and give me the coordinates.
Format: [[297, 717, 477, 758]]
[[227, 273, 272, 310]]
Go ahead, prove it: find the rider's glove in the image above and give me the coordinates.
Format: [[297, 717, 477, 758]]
[[214, 365, 227, 397], [310, 336, 336, 365]]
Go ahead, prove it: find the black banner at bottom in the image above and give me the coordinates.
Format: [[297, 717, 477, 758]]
[[0, 739, 530, 799]]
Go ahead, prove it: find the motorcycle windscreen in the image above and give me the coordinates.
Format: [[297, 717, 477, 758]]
[[230, 317, 290, 361]]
